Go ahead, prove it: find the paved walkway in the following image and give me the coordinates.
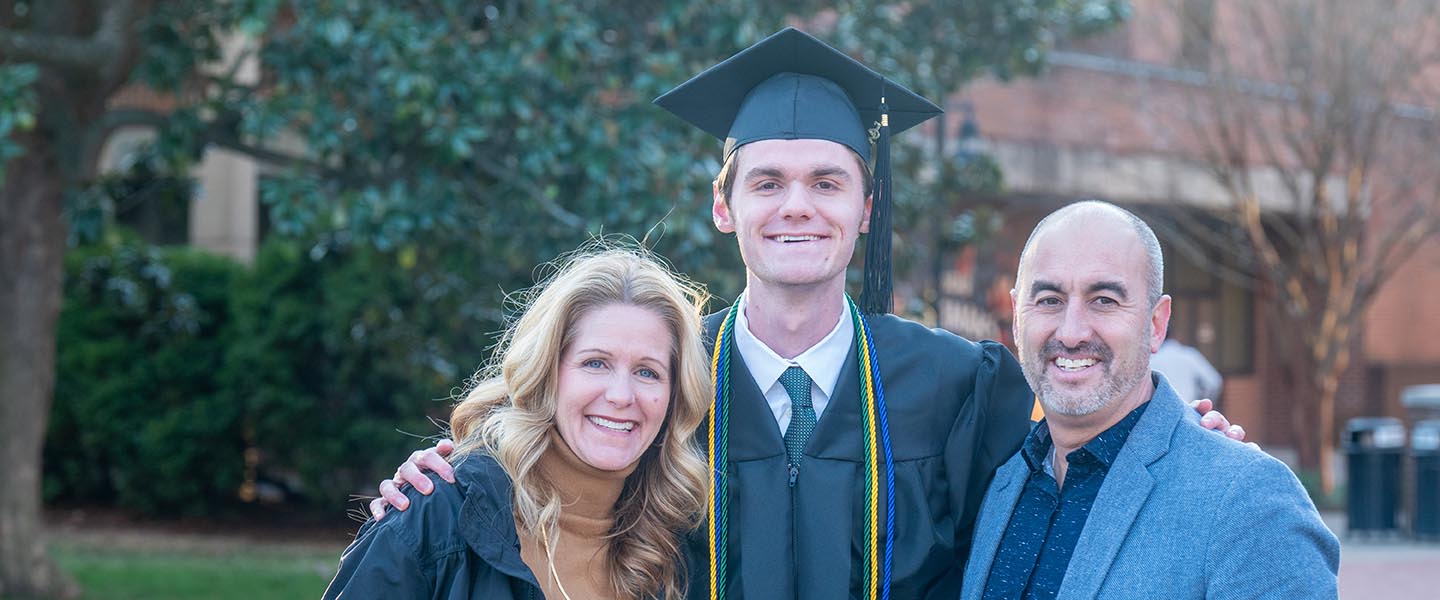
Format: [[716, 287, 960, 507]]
[[1325, 511, 1440, 599]]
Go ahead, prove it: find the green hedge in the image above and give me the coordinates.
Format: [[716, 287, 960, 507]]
[[47, 238, 245, 514], [46, 235, 496, 515], [223, 239, 491, 508]]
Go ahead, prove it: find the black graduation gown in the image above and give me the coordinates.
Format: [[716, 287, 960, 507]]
[[689, 310, 1033, 600]]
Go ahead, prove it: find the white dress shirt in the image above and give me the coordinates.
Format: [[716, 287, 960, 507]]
[[732, 291, 853, 432]]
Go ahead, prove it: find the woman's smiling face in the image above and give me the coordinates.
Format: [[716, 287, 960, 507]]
[[553, 303, 674, 471]]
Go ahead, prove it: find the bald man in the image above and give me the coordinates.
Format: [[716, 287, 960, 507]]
[[960, 202, 1338, 600]]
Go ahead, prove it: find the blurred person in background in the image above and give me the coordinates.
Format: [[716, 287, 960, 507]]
[[1150, 335, 1223, 407]]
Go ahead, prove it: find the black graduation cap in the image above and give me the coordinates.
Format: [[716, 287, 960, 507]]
[[654, 27, 942, 314]]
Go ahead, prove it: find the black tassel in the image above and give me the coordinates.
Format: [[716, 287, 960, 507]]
[[861, 97, 893, 315]]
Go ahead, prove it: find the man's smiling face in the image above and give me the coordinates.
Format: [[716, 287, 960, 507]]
[[1012, 210, 1170, 420], [712, 138, 871, 293]]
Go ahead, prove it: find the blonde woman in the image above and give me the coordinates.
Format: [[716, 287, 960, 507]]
[[323, 248, 710, 599]]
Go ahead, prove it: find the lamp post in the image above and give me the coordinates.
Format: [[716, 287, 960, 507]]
[[932, 101, 1007, 338]]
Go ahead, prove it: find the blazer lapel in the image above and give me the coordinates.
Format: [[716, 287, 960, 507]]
[[1056, 385, 1184, 600], [961, 455, 1029, 600]]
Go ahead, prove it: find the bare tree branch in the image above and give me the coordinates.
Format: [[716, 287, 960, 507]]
[[1355, 205, 1440, 307], [1142, 211, 1257, 288], [1159, 0, 1440, 492]]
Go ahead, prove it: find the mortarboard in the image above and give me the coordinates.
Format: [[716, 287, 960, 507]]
[[654, 27, 942, 314]]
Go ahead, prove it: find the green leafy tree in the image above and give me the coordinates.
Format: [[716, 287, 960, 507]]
[[0, 1, 1125, 595]]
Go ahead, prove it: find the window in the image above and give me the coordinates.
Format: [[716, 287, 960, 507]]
[[108, 169, 193, 246], [1163, 239, 1254, 374], [1178, 0, 1215, 69]]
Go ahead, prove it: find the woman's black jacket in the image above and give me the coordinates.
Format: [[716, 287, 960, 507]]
[[322, 453, 544, 599]]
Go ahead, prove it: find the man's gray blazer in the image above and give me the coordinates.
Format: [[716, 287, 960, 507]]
[[960, 374, 1340, 600]]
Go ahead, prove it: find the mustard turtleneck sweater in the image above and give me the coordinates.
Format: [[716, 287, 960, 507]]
[[517, 431, 636, 600]]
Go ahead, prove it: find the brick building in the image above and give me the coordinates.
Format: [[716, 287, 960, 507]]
[[928, 0, 1440, 469], [97, 34, 265, 264]]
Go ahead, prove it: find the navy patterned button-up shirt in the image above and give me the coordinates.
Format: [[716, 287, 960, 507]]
[[979, 401, 1151, 600]]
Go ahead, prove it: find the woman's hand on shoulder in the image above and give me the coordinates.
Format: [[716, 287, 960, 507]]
[[371, 439, 457, 520]]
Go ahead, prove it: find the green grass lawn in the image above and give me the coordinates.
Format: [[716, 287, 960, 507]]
[[46, 535, 346, 600]]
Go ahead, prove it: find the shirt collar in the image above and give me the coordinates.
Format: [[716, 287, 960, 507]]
[[732, 290, 853, 398], [1021, 420, 1054, 472], [1021, 400, 1151, 473]]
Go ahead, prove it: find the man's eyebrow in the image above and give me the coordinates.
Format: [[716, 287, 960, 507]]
[[1087, 280, 1129, 300], [811, 165, 852, 180], [1029, 280, 1064, 298], [1028, 279, 1130, 300], [742, 166, 785, 182]]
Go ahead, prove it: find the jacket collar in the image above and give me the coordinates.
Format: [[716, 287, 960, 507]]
[[1020, 401, 1150, 475], [731, 290, 852, 401], [454, 452, 542, 587]]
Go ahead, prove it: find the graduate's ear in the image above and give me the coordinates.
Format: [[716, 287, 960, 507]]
[[713, 180, 736, 234], [859, 192, 873, 234]]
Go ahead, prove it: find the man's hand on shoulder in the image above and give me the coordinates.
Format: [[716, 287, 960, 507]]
[[370, 439, 457, 521]]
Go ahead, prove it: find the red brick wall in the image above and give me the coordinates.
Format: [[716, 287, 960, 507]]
[[939, 0, 1440, 451], [1364, 238, 1440, 364]]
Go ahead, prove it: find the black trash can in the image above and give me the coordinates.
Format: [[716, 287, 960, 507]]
[[1413, 420, 1440, 540], [1345, 417, 1405, 536]]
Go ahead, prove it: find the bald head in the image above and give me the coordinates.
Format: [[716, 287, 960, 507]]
[[1018, 201, 1164, 308], [1011, 200, 1171, 425]]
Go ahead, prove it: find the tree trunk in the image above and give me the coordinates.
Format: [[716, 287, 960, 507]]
[[1315, 370, 1340, 496], [0, 131, 77, 598], [1286, 363, 1319, 470], [1283, 354, 1341, 497]]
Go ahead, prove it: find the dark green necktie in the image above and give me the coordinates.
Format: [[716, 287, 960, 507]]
[[781, 366, 816, 468]]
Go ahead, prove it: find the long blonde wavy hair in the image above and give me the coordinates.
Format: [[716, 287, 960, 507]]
[[448, 246, 710, 599]]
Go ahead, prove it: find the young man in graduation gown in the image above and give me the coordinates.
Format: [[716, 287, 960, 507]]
[[367, 28, 1245, 600], [648, 28, 1032, 600]]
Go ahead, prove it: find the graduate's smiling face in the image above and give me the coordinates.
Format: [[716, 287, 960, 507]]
[[554, 303, 673, 471], [1011, 210, 1170, 422], [712, 138, 872, 293]]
